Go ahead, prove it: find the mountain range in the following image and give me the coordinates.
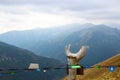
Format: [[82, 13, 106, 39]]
[[0, 24, 120, 66]]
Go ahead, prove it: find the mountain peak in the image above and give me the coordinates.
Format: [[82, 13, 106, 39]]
[[86, 24, 120, 36]]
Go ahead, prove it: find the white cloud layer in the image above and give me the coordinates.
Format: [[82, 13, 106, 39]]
[[0, 0, 120, 33], [0, 5, 86, 33]]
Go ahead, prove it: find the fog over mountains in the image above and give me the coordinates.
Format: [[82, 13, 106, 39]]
[[0, 23, 120, 65]]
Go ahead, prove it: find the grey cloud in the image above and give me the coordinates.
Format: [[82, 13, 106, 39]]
[[0, 0, 120, 13], [0, 5, 32, 15], [0, 0, 62, 5], [0, 0, 120, 24], [83, 9, 120, 20], [3, 9, 29, 15]]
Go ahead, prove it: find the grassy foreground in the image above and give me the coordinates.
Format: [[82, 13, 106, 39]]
[[62, 54, 120, 80]]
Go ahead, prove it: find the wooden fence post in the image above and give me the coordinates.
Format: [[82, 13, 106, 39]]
[[65, 44, 87, 80]]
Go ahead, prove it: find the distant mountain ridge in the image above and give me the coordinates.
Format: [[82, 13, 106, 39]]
[[62, 25, 120, 65], [0, 24, 120, 66], [0, 41, 65, 80]]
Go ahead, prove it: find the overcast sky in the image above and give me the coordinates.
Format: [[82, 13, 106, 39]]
[[0, 0, 120, 33]]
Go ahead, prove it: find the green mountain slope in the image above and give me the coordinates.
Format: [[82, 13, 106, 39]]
[[0, 41, 65, 80]]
